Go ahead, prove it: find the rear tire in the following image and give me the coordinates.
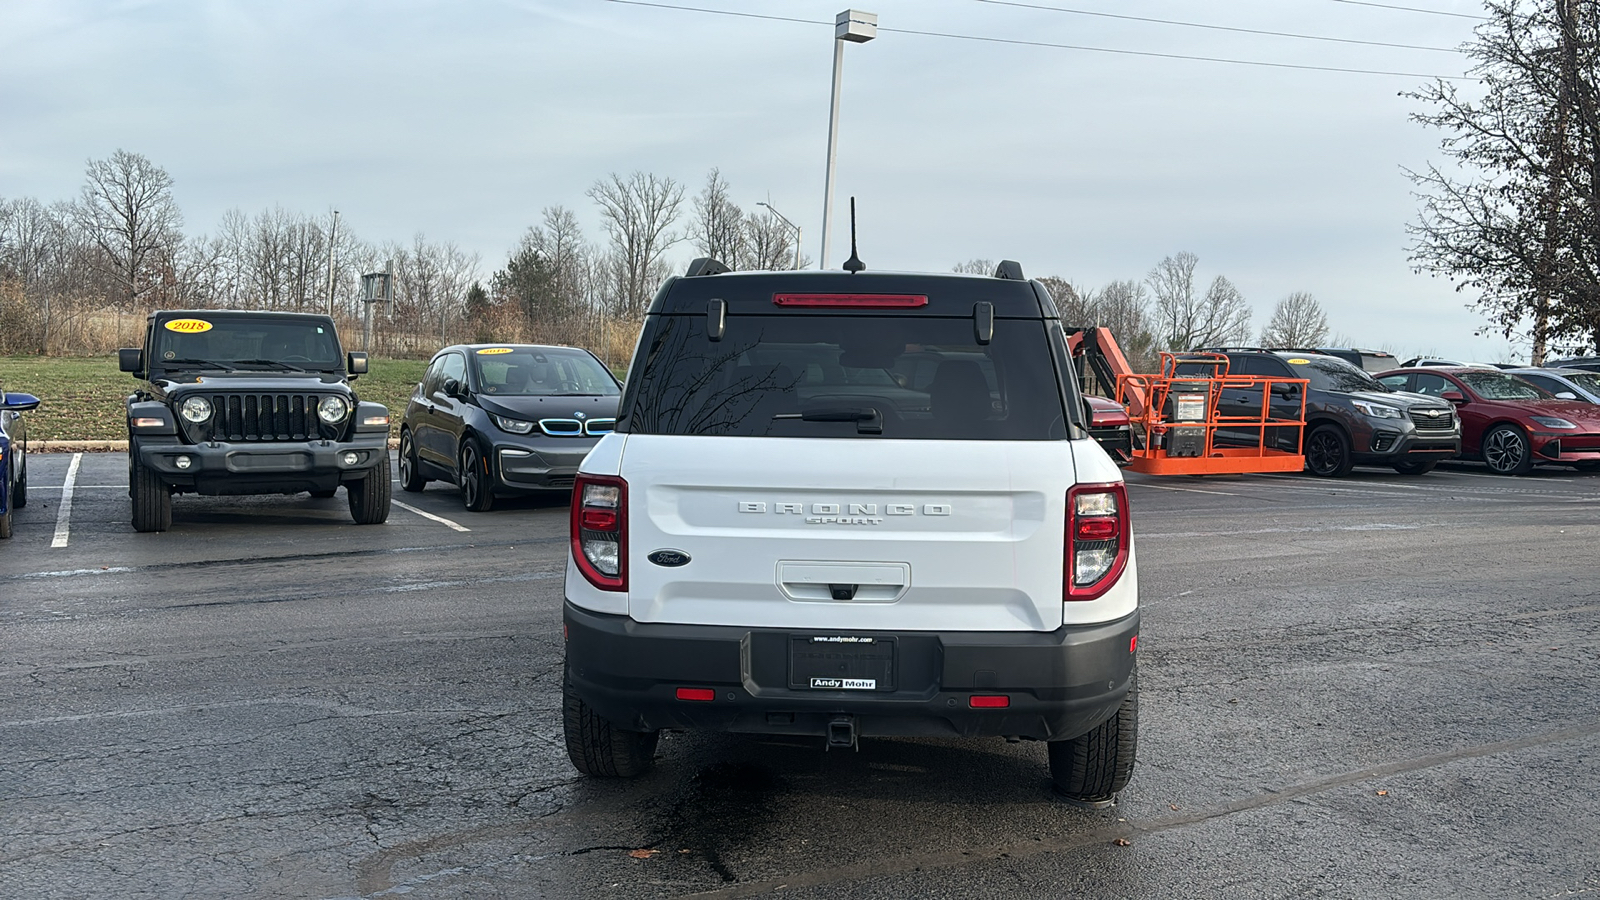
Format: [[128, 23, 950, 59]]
[[398, 429, 427, 493], [563, 683, 658, 777], [1482, 424, 1534, 476], [1305, 425, 1354, 477], [130, 454, 172, 533], [1049, 675, 1138, 805], [459, 438, 494, 512], [347, 455, 392, 524], [1392, 459, 1437, 476], [14, 446, 26, 508]]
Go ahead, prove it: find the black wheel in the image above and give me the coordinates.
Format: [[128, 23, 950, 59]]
[[459, 438, 494, 512], [1049, 674, 1138, 805], [563, 682, 658, 777], [398, 429, 427, 493], [1304, 425, 1354, 477], [1392, 459, 1437, 476], [347, 454, 392, 524], [1482, 424, 1534, 476], [13, 444, 26, 508], [309, 488, 338, 499], [130, 454, 172, 533]]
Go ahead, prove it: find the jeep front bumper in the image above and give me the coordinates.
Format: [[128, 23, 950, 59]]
[[134, 435, 390, 495], [563, 601, 1139, 743]]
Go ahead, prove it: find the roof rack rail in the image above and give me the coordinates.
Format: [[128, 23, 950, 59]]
[[685, 257, 731, 277], [1192, 346, 1278, 354], [993, 260, 1025, 281]]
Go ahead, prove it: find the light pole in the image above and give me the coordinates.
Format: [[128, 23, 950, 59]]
[[820, 8, 876, 270], [757, 202, 804, 270]]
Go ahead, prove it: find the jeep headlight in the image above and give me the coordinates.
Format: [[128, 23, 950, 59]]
[[1351, 400, 1402, 419], [317, 395, 351, 424], [180, 396, 213, 423], [492, 414, 535, 435]]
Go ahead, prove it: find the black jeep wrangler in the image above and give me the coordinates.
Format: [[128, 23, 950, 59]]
[[119, 310, 392, 532]]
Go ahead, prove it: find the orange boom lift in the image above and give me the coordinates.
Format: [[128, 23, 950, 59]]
[[1066, 329, 1308, 476]]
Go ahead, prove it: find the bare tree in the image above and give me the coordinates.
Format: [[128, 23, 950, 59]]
[[75, 149, 183, 306], [587, 171, 684, 318], [1259, 292, 1331, 347], [952, 258, 995, 275], [689, 169, 746, 266], [1088, 280, 1158, 372], [1146, 252, 1252, 349], [740, 207, 803, 271]]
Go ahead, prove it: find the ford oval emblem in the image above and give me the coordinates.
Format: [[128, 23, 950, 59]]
[[647, 549, 691, 567]]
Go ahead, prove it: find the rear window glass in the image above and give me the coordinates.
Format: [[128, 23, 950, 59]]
[[1459, 372, 1549, 400], [623, 315, 1067, 440]]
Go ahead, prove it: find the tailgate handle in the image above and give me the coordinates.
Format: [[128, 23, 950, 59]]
[[778, 562, 909, 603]]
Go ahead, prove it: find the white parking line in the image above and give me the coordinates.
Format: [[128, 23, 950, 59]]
[[50, 453, 82, 549], [1126, 482, 1242, 496], [392, 500, 470, 532]]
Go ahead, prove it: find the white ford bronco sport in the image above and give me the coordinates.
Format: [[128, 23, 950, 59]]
[[562, 259, 1139, 804]]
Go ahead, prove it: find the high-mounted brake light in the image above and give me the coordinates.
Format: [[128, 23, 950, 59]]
[[1066, 482, 1130, 601], [572, 473, 627, 591], [771, 293, 929, 309]]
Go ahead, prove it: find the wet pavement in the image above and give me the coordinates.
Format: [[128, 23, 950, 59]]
[[3, 453, 1598, 898]]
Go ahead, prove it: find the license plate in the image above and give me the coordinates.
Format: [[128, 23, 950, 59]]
[[789, 635, 896, 691]]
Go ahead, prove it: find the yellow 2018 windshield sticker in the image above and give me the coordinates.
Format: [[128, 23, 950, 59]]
[[164, 318, 213, 333], [477, 347, 514, 355], [1287, 358, 1310, 365]]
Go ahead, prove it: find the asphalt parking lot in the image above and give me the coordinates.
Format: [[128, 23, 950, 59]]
[[3, 452, 1599, 899]]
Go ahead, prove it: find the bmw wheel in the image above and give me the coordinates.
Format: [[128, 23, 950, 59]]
[[1482, 424, 1534, 476], [460, 438, 494, 512], [399, 429, 427, 493]]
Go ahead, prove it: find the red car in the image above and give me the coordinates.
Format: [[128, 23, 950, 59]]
[[1085, 395, 1133, 464], [1376, 367, 1600, 475]]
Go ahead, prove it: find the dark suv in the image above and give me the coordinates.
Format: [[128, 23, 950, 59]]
[[119, 310, 393, 531], [1189, 348, 1461, 476]]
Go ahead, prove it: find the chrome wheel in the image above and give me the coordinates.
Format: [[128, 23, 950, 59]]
[[1482, 425, 1532, 475]]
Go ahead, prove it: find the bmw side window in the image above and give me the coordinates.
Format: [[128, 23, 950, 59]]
[[439, 354, 467, 396], [421, 357, 447, 397]]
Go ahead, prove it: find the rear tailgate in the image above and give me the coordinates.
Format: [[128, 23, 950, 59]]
[[618, 434, 1077, 632]]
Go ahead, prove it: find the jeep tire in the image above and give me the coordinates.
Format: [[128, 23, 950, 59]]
[[1048, 674, 1138, 805], [347, 455, 392, 524], [563, 682, 658, 778], [130, 454, 172, 533]]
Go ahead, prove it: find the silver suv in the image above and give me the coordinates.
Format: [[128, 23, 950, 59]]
[[560, 260, 1140, 804]]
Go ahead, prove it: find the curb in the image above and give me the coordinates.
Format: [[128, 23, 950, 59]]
[[27, 438, 403, 453]]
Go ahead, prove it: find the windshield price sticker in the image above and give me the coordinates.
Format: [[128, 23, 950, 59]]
[[1288, 358, 1310, 365], [477, 347, 513, 355], [164, 319, 214, 333]]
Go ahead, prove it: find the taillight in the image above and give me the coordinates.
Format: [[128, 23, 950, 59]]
[[1066, 482, 1130, 601], [572, 474, 627, 591]]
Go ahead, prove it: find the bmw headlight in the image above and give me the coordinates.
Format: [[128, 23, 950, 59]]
[[1351, 400, 1403, 419], [317, 395, 351, 424], [493, 414, 535, 435], [180, 396, 213, 423], [1530, 415, 1578, 430]]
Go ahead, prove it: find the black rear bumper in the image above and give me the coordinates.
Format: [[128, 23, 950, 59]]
[[563, 602, 1139, 742]]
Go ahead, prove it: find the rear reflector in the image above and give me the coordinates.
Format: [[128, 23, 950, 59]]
[[968, 695, 1010, 709], [676, 687, 716, 702], [1130, 635, 1138, 653], [771, 292, 929, 309]]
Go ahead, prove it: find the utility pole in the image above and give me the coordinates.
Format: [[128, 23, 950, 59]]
[[820, 9, 876, 270]]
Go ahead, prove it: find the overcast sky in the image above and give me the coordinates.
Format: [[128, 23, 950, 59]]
[[0, 0, 1518, 361]]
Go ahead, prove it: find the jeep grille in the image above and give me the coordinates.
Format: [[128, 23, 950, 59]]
[[181, 393, 338, 442]]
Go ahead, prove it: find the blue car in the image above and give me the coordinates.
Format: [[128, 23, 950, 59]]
[[1, 387, 41, 539]]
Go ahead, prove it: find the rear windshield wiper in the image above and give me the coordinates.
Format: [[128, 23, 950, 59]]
[[776, 406, 883, 435], [162, 358, 236, 372], [234, 359, 306, 372]]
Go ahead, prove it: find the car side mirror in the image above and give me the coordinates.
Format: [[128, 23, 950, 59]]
[[2, 392, 40, 412], [1270, 383, 1300, 397], [347, 351, 369, 376], [119, 348, 143, 375], [1554, 391, 1577, 400], [442, 377, 465, 399], [1441, 390, 1465, 404]]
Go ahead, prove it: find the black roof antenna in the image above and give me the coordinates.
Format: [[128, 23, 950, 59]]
[[842, 197, 866, 273]]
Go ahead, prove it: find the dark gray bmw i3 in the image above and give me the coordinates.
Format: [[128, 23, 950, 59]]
[[399, 344, 622, 511]]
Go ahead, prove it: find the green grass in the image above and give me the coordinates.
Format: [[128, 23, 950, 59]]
[[0, 356, 428, 442]]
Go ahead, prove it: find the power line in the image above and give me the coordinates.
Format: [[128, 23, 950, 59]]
[[600, 0, 1473, 80], [1329, 0, 1488, 20], [975, 0, 1462, 53]]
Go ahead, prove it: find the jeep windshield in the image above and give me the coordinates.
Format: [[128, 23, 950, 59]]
[[471, 347, 620, 397], [153, 316, 342, 372], [623, 315, 1067, 439]]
